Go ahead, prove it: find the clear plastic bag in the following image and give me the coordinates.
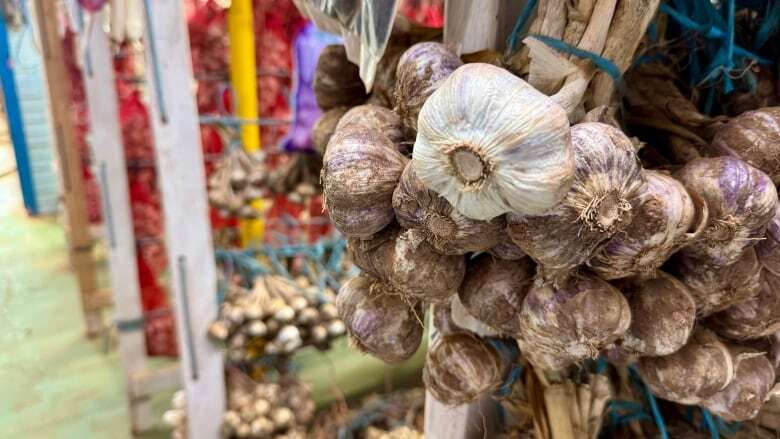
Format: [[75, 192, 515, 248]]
[[292, 0, 399, 91]]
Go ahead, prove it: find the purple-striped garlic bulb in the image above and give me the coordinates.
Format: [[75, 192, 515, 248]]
[[677, 247, 762, 317], [392, 161, 505, 255], [617, 272, 696, 357], [508, 123, 644, 284], [348, 227, 466, 303], [423, 333, 512, 405], [322, 126, 407, 238], [336, 274, 422, 363], [335, 104, 405, 146], [314, 45, 368, 110], [675, 156, 777, 266], [312, 107, 348, 155], [701, 349, 776, 421], [517, 274, 631, 370], [588, 170, 708, 280], [457, 253, 535, 337], [756, 204, 780, 275], [394, 42, 462, 137], [707, 270, 780, 340], [712, 107, 780, 184], [637, 328, 734, 405]]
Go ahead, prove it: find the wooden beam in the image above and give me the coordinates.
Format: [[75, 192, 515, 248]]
[[76, 5, 160, 432], [140, 1, 226, 437], [444, 0, 526, 54], [31, 0, 103, 337]]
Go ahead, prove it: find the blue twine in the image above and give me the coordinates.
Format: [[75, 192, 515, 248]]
[[628, 365, 669, 439], [486, 338, 522, 398], [527, 34, 622, 83], [506, 0, 539, 52], [753, 0, 780, 50], [701, 408, 719, 439]]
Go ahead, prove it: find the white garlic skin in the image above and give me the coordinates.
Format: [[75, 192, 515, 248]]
[[413, 63, 574, 221]]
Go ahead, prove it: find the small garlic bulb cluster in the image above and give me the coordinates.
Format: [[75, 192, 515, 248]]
[[208, 276, 344, 363], [266, 153, 322, 203], [208, 148, 268, 219]]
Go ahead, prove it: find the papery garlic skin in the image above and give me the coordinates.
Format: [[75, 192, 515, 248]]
[[675, 156, 778, 267], [589, 170, 707, 280], [712, 107, 780, 184], [322, 127, 407, 238], [508, 123, 643, 283], [336, 104, 405, 146], [392, 162, 505, 254], [413, 63, 574, 221], [708, 270, 780, 340], [314, 45, 368, 110], [756, 204, 780, 275], [701, 350, 776, 422]]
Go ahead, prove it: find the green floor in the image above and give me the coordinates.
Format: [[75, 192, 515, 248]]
[[0, 140, 424, 438]]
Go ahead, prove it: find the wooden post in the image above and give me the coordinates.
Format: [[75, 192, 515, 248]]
[[31, 0, 103, 337], [140, 1, 226, 437], [76, 6, 156, 431], [444, 0, 526, 55]]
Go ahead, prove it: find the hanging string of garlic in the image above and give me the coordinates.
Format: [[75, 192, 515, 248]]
[[208, 148, 268, 219], [208, 276, 344, 363]]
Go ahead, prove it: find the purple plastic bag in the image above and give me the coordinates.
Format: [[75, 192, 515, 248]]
[[281, 22, 342, 152]]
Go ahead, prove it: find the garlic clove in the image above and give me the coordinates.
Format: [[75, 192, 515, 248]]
[[413, 63, 575, 221]]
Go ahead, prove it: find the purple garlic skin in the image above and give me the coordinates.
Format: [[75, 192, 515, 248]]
[[708, 270, 780, 340], [508, 123, 644, 284], [675, 156, 778, 267], [588, 170, 707, 280], [711, 107, 780, 184], [394, 42, 462, 137], [517, 274, 631, 370], [677, 247, 762, 317], [701, 350, 776, 422], [756, 204, 780, 276]]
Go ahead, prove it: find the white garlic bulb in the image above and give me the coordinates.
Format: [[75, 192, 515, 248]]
[[412, 63, 574, 220]]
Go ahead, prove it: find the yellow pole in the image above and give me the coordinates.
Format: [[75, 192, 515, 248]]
[[228, 0, 264, 244]]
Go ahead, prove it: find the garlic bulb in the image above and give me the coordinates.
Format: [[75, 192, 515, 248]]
[[335, 104, 405, 146], [348, 227, 466, 303], [701, 350, 776, 421], [423, 333, 511, 405], [677, 248, 762, 317], [617, 272, 696, 357], [432, 300, 467, 336], [392, 162, 505, 254], [336, 274, 423, 363], [394, 42, 462, 137], [322, 127, 407, 238], [314, 45, 368, 110], [588, 170, 708, 280], [712, 107, 780, 184], [637, 328, 734, 405], [487, 236, 526, 260], [517, 274, 631, 370], [707, 270, 780, 340], [675, 156, 778, 266], [413, 63, 574, 221], [312, 106, 348, 155], [756, 204, 780, 275], [457, 253, 534, 336], [508, 123, 644, 283]]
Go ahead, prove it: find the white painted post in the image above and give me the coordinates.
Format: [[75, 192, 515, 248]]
[[77, 6, 156, 432], [140, 1, 226, 438]]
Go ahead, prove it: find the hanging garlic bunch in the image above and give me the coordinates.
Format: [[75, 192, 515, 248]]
[[394, 42, 462, 137], [588, 170, 708, 280], [700, 348, 777, 422], [711, 107, 780, 184], [336, 274, 423, 363], [508, 123, 644, 284], [207, 276, 344, 362], [314, 45, 368, 111], [676, 247, 762, 317], [637, 328, 734, 405], [615, 272, 696, 357], [675, 156, 778, 267], [267, 152, 323, 203], [162, 390, 188, 439], [457, 253, 534, 337], [208, 148, 268, 219], [348, 226, 465, 303], [517, 274, 631, 371], [423, 333, 515, 405], [312, 106, 348, 155], [321, 126, 407, 238], [707, 270, 780, 340], [392, 162, 505, 255], [413, 63, 574, 221]]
